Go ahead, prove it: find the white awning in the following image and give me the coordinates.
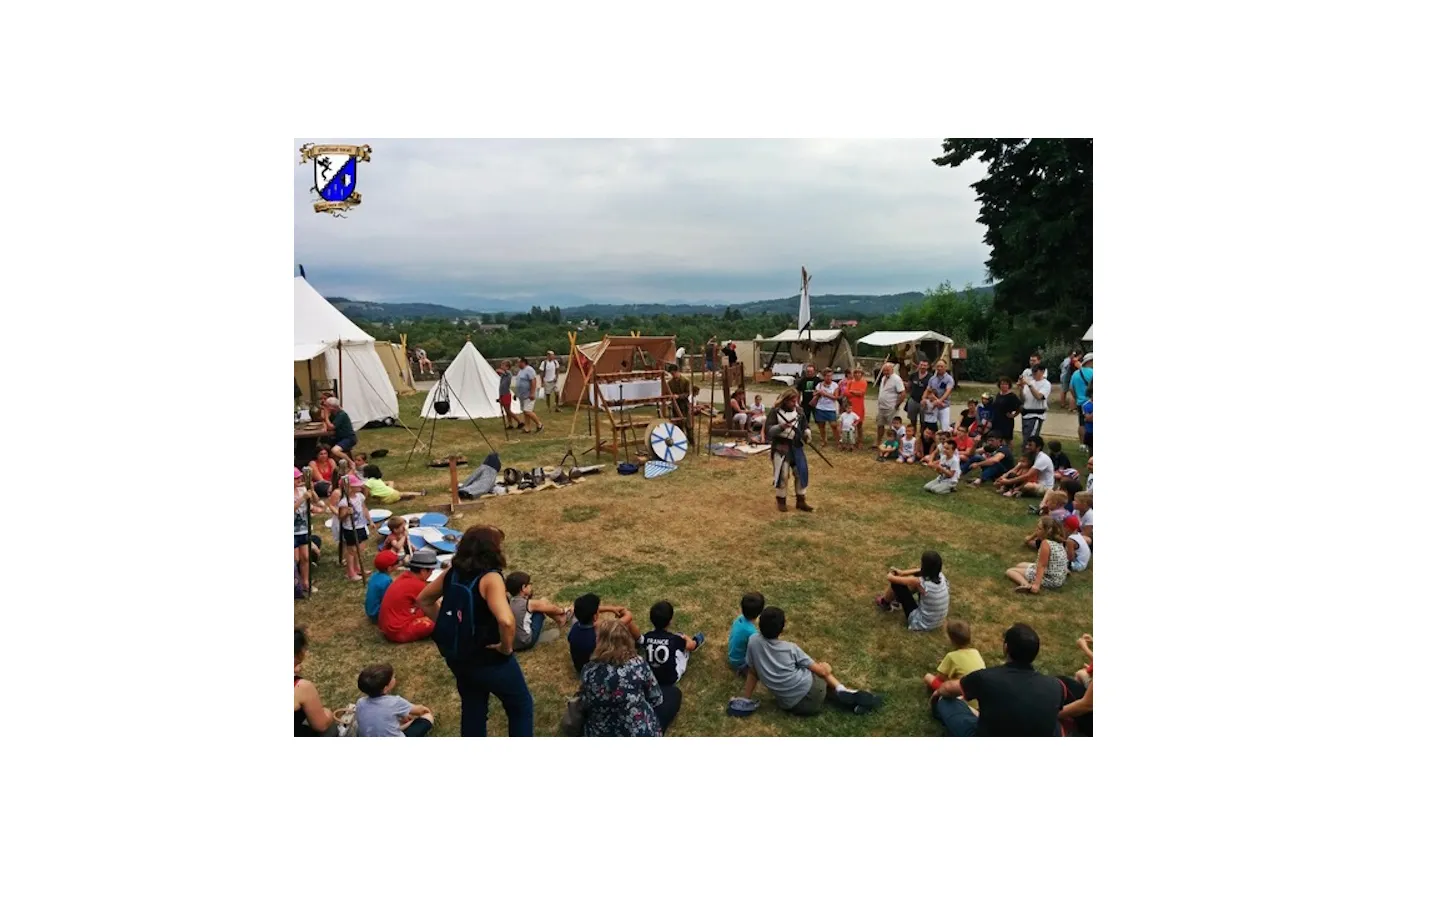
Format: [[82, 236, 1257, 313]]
[[856, 330, 953, 347], [1082, 324, 1094, 341], [763, 328, 844, 343]]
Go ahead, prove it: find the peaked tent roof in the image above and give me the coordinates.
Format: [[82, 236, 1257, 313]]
[[763, 328, 845, 343], [293, 276, 376, 361], [1082, 324, 1094, 341], [293, 275, 399, 428], [856, 330, 953, 347], [420, 341, 517, 420]]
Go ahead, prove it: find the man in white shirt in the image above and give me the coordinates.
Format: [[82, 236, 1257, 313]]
[[874, 362, 906, 452], [1019, 351, 1046, 387], [1019, 363, 1051, 443], [539, 350, 561, 412], [923, 360, 956, 431]]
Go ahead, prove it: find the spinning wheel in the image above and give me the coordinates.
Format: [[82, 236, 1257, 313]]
[[647, 421, 689, 463]]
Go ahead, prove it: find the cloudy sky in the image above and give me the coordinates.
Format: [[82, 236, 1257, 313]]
[[293, 139, 990, 305]]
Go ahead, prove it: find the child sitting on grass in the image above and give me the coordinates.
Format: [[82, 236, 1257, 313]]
[[877, 428, 900, 461], [727, 592, 765, 675], [923, 439, 962, 494], [839, 400, 860, 451], [924, 619, 986, 705], [739, 606, 880, 715], [380, 516, 414, 562], [1025, 490, 1072, 544], [888, 414, 906, 443], [1006, 517, 1070, 594], [1064, 515, 1091, 572], [568, 592, 642, 674], [505, 571, 571, 651], [641, 600, 706, 686], [899, 425, 918, 463], [1075, 490, 1093, 545], [365, 550, 399, 624], [1047, 440, 1072, 471], [354, 663, 434, 737]]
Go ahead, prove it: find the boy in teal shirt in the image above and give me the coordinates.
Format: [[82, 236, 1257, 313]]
[[727, 592, 765, 675]]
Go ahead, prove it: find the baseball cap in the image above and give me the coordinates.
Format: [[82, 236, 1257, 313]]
[[409, 548, 440, 569], [1063, 515, 1081, 531], [374, 549, 399, 570]]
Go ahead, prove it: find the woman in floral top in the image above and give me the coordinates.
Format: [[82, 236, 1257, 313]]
[[579, 618, 672, 736]]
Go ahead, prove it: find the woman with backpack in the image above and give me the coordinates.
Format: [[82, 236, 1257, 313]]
[[414, 525, 534, 736]]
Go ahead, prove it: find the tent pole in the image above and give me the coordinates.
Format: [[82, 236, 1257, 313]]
[[336, 335, 344, 405]]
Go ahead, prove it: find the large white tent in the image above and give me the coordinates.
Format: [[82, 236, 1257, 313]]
[[857, 330, 955, 373], [420, 340, 519, 420], [1082, 324, 1094, 342], [293, 276, 399, 427]]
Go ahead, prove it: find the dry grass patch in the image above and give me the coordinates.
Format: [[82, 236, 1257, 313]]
[[296, 394, 1093, 736]]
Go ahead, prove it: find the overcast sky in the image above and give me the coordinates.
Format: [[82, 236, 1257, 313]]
[[293, 139, 990, 305]]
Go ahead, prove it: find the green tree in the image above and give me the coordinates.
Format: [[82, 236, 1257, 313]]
[[933, 139, 1092, 346]]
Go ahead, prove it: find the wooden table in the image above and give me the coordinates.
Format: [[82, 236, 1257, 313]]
[[294, 423, 327, 469]]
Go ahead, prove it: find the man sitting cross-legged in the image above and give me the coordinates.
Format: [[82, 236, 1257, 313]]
[[739, 607, 879, 715]]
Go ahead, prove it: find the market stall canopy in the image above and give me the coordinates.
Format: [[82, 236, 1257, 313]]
[[856, 330, 953, 347]]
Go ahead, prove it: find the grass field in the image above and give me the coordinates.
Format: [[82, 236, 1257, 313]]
[[295, 389, 1093, 736]]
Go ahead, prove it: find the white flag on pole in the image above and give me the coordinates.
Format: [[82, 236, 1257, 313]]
[[798, 266, 811, 335]]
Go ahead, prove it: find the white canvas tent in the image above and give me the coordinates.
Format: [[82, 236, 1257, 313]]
[[758, 328, 854, 384], [1082, 324, 1094, 342], [293, 276, 399, 427], [857, 330, 955, 374], [420, 341, 519, 420]]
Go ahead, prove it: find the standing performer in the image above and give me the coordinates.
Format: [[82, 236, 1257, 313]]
[[765, 389, 816, 513]]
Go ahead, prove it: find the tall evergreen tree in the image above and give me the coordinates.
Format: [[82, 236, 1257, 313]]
[[933, 139, 1092, 344]]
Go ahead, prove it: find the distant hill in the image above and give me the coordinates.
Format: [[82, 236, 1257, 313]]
[[328, 286, 992, 322], [328, 299, 474, 320]]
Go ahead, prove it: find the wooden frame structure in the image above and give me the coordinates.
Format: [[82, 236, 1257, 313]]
[[580, 369, 682, 463]]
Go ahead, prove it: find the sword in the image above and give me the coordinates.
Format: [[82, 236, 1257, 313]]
[[802, 438, 834, 468]]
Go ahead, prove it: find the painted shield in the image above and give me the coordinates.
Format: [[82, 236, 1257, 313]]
[[314, 154, 359, 202], [647, 421, 689, 463]]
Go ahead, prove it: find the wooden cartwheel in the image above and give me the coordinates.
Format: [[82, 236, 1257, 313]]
[[646, 421, 689, 464]]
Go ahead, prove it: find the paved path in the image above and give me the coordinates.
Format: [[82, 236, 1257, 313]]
[[417, 373, 1085, 444]]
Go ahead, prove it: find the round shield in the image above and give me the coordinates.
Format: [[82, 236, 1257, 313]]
[[647, 422, 689, 463]]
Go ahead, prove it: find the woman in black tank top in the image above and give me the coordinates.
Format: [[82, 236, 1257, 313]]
[[414, 526, 535, 737]]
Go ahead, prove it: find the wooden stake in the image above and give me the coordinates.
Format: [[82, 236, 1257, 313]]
[[449, 455, 460, 513]]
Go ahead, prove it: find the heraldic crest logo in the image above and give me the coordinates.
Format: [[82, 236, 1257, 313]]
[[299, 143, 373, 215]]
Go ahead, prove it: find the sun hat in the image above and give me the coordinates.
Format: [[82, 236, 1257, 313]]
[[408, 548, 440, 569], [374, 550, 399, 571], [980, 392, 991, 400], [1082, 352, 1094, 363]]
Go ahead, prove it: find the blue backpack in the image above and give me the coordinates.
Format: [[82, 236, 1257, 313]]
[[431, 568, 499, 663]]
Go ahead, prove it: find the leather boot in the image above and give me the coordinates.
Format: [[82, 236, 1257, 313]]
[[776, 497, 787, 511], [795, 495, 815, 513]]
